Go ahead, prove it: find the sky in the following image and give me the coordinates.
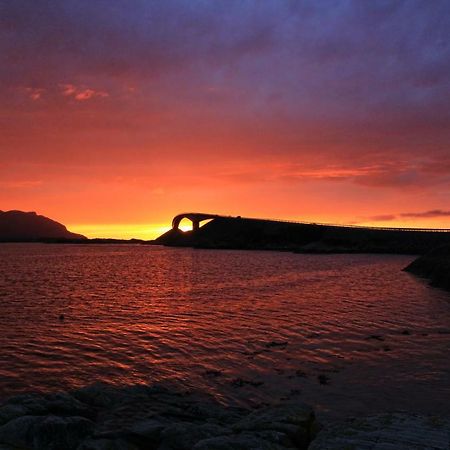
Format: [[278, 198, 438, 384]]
[[1, 0, 450, 238]]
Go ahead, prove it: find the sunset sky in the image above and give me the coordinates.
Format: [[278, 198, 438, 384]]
[[1, 0, 450, 239]]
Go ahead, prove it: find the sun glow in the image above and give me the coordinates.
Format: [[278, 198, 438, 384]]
[[69, 223, 172, 240]]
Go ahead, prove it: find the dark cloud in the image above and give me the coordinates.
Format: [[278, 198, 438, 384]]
[[401, 210, 450, 218], [1, 0, 449, 200], [368, 215, 397, 222]]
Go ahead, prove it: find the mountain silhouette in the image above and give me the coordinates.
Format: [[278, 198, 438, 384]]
[[0, 210, 86, 241]]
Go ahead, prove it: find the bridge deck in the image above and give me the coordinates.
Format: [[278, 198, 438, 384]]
[[172, 212, 450, 233]]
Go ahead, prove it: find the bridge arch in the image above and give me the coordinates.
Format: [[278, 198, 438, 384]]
[[172, 213, 222, 231]]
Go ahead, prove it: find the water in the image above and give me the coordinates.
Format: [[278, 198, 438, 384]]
[[0, 244, 449, 420]]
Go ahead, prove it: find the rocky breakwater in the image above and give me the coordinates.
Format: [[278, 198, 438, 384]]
[[404, 245, 450, 291], [0, 383, 317, 450]]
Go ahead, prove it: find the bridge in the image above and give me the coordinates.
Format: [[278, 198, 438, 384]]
[[171, 212, 450, 233], [171, 213, 228, 231]]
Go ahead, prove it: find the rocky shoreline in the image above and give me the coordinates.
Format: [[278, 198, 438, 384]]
[[404, 245, 450, 291], [0, 383, 316, 450], [0, 383, 449, 450]]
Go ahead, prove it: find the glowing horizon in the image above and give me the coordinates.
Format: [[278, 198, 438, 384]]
[[67, 214, 450, 240]]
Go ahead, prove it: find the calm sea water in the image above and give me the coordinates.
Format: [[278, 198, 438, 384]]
[[0, 244, 449, 420]]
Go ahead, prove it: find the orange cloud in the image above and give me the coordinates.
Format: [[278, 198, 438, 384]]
[[60, 84, 109, 101], [24, 87, 45, 100]]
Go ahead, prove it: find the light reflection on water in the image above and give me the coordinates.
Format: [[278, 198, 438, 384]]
[[0, 244, 449, 420]]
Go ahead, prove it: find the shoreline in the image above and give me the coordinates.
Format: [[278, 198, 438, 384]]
[[0, 382, 449, 449]]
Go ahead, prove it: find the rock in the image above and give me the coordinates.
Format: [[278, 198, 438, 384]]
[[77, 438, 139, 450], [72, 383, 119, 408], [33, 415, 95, 450], [202, 370, 223, 378], [295, 370, 308, 378], [0, 404, 28, 426], [159, 422, 231, 450], [233, 403, 315, 449], [192, 433, 287, 450], [0, 392, 92, 426], [0, 415, 47, 448], [265, 341, 288, 348], [183, 402, 244, 425], [252, 430, 296, 448], [309, 413, 450, 450], [404, 245, 450, 291], [230, 378, 264, 388], [0, 414, 94, 450], [0, 384, 317, 450], [44, 392, 92, 418], [317, 375, 330, 385], [365, 334, 384, 341], [0, 444, 22, 450], [126, 418, 165, 445], [3, 393, 47, 416]]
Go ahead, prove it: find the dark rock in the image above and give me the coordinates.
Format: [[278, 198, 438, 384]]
[[0, 404, 28, 426], [72, 383, 119, 408], [365, 334, 384, 341], [192, 433, 287, 450], [159, 422, 231, 450], [184, 403, 245, 425], [202, 370, 223, 378], [317, 375, 330, 385], [230, 378, 264, 388], [0, 414, 94, 450], [44, 392, 92, 418], [0, 444, 22, 450], [233, 402, 315, 449], [0, 384, 318, 450], [126, 418, 165, 445], [265, 341, 288, 348], [3, 393, 47, 416], [77, 438, 139, 450], [309, 413, 450, 449], [404, 245, 450, 291]]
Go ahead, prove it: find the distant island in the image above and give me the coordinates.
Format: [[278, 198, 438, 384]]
[[0, 210, 87, 242], [0, 210, 151, 244]]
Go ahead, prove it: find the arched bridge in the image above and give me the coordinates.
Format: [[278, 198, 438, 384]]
[[172, 213, 228, 231], [171, 212, 450, 233]]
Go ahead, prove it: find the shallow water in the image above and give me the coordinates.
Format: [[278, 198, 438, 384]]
[[0, 244, 449, 420]]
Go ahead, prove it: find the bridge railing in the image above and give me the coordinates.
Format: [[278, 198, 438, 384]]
[[215, 215, 450, 233]]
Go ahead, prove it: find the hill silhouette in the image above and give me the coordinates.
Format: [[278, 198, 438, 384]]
[[0, 210, 86, 242]]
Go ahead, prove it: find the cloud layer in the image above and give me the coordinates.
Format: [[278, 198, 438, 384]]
[[1, 0, 449, 235]]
